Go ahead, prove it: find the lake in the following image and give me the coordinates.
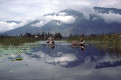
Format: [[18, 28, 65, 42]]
[[0, 41, 121, 80]]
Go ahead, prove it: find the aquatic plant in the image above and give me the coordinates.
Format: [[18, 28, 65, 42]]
[[67, 33, 121, 51], [0, 42, 40, 62], [0, 37, 41, 46]]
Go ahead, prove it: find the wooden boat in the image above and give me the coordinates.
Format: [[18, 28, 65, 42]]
[[72, 41, 80, 45], [72, 43, 81, 45], [47, 36, 55, 44], [47, 40, 49, 43], [72, 41, 84, 45]]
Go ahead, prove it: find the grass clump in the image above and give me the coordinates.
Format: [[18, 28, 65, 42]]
[[0, 37, 40, 46], [66, 33, 121, 50]]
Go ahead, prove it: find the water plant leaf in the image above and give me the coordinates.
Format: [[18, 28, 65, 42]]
[[16, 58, 23, 60], [9, 69, 14, 73]]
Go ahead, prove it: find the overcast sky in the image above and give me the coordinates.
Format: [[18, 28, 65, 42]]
[[0, 0, 121, 32]]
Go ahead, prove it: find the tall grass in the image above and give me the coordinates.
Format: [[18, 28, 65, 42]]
[[0, 37, 40, 46], [66, 33, 121, 51], [85, 33, 121, 49]]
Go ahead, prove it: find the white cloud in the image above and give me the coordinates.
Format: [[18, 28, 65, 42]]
[[0, 16, 38, 32], [1, 0, 120, 22], [56, 22, 61, 25], [0, 21, 23, 32], [45, 15, 76, 24], [31, 21, 44, 27], [97, 12, 121, 23], [45, 52, 77, 66], [83, 14, 90, 20], [93, 0, 121, 8], [58, 12, 67, 16], [31, 14, 76, 27], [0, 0, 121, 32], [92, 17, 98, 21]]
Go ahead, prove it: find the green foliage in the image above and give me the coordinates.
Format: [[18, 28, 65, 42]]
[[16, 58, 23, 60], [66, 33, 84, 42], [54, 33, 62, 40], [66, 33, 121, 51], [0, 37, 39, 46], [0, 32, 63, 46]]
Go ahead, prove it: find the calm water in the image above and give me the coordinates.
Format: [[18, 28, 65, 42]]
[[0, 41, 121, 80]]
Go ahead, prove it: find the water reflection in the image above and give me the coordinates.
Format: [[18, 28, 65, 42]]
[[95, 60, 121, 69], [0, 41, 121, 80], [49, 43, 55, 49], [72, 44, 85, 51]]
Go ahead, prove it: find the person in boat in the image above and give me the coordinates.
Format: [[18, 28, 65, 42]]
[[80, 37, 85, 51], [49, 36, 54, 44], [47, 39, 49, 43], [80, 37, 85, 45], [72, 41, 78, 45], [47, 36, 54, 43], [47, 36, 55, 49], [50, 43, 55, 49], [51, 36, 54, 43]]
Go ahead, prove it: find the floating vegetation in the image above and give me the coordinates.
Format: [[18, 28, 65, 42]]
[[0, 57, 2, 61], [9, 69, 14, 73], [15, 58, 23, 61], [11, 59, 16, 61], [26, 50, 32, 54], [0, 42, 40, 61]]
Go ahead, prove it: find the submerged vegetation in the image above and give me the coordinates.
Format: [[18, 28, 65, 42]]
[[0, 42, 40, 62]]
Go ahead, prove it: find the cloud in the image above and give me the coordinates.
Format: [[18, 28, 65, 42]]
[[31, 21, 44, 27], [56, 22, 61, 25], [93, 0, 121, 8], [0, 16, 36, 32], [97, 12, 121, 23], [45, 15, 76, 24], [58, 12, 67, 16], [44, 52, 77, 66], [0, 0, 121, 32], [1, 0, 120, 22], [31, 13, 76, 27], [83, 14, 90, 20], [0, 21, 22, 32]]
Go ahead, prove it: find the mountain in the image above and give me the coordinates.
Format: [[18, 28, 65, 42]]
[[3, 7, 121, 36], [94, 7, 121, 14], [40, 8, 121, 36], [3, 20, 42, 36], [6, 20, 22, 24]]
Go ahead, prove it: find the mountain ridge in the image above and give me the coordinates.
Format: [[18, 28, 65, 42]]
[[3, 7, 121, 36]]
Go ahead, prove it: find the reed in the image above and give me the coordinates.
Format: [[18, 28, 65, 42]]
[[66, 33, 121, 51], [85, 33, 121, 49], [0, 37, 40, 46]]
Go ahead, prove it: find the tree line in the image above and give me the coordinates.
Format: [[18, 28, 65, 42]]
[[0, 32, 63, 40]]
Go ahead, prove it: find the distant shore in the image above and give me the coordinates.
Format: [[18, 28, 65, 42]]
[[65, 33, 121, 51]]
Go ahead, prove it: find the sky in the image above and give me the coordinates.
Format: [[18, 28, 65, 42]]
[[0, 0, 121, 32]]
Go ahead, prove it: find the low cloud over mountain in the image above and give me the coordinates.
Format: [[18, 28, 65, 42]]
[[0, 0, 121, 33], [3, 7, 121, 36]]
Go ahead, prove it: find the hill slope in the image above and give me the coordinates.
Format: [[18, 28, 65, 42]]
[[3, 7, 121, 36]]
